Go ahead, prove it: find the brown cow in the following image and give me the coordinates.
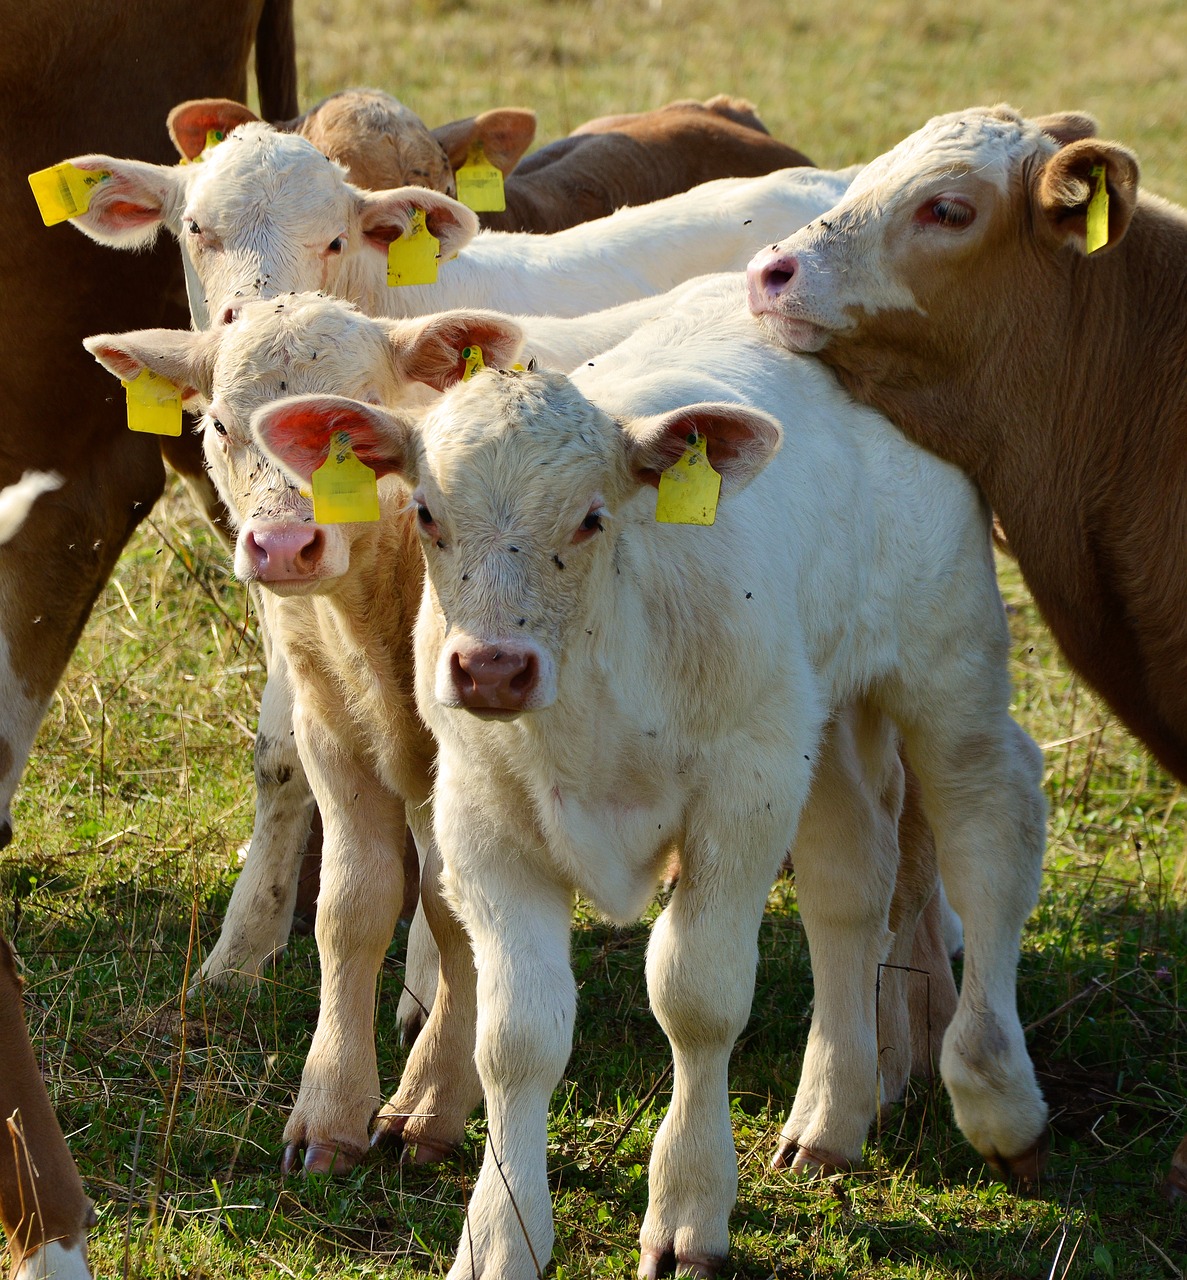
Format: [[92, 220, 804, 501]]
[[747, 102, 1186, 1199], [172, 91, 812, 232]]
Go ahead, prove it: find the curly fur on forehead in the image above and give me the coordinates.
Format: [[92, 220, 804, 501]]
[[847, 104, 1055, 201]]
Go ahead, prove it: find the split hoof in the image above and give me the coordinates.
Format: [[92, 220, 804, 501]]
[[984, 1128, 1049, 1184], [281, 1140, 364, 1177], [638, 1248, 724, 1278], [370, 1112, 457, 1165], [771, 1135, 851, 1177]]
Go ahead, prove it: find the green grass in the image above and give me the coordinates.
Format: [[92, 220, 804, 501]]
[[6, 1, 1187, 1275]]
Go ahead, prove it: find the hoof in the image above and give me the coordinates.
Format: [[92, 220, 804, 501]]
[[638, 1248, 724, 1278], [370, 1112, 407, 1155], [370, 1113, 456, 1165], [403, 1135, 458, 1166], [281, 1141, 363, 1177], [985, 1129, 1049, 1184], [771, 1136, 851, 1177], [399, 1010, 426, 1048]]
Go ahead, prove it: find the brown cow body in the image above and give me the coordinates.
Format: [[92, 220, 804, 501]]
[[747, 103, 1186, 1197]]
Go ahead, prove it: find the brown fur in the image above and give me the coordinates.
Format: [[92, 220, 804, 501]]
[[0, 935, 94, 1269], [0, 0, 295, 714]]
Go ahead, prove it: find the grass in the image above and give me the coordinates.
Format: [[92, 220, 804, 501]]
[[6, 1, 1187, 1275]]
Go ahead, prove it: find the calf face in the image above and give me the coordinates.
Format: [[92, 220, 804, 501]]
[[84, 295, 521, 593], [746, 105, 1138, 387], [252, 374, 781, 716], [62, 124, 477, 327]]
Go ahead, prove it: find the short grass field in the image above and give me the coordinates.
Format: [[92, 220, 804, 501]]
[[5, 0, 1187, 1276]]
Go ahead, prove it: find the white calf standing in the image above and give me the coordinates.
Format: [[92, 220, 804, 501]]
[[253, 276, 1048, 1278]]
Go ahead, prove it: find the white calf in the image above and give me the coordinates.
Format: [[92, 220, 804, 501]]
[[84, 298, 529, 1174], [253, 276, 1048, 1278]]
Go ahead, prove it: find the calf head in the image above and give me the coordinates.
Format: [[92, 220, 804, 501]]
[[746, 104, 1139, 417], [252, 374, 780, 717], [57, 120, 478, 327], [84, 295, 522, 594]]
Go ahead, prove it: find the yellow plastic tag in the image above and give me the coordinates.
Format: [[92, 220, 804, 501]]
[[387, 209, 439, 286], [1086, 164, 1109, 254], [311, 432, 380, 523], [461, 345, 485, 381], [180, 129, 227, 166], [122, 369, 182, 436], [655, 434, 721, 526], [28, 163, 111, 226], [455, 142, 506, 213]]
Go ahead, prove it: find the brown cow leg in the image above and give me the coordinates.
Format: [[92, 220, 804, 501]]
[[0, 936, 94, 1278]]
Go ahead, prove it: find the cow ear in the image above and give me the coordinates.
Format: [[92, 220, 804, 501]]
[[384, 311, 524, 392], [167, 98, 260, 160], [83, 327, 220, 402], [1035, 138, 1139, 255], [56, 155, 185, 247], [626, 402, 782, 493], [252, 394, 416, 482], [432, 109, 537, 177], [356, 187, 478, 260], [1032, 112, 1098, 147]]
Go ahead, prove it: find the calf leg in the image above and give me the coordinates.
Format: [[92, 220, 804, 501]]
[[281, 725, 405, 1176], [0, 936, 94, 1280], [437, 799, 574, 1280], [1163, 1131, 1187, 1203], [395, 896, 440, 1043], [639, 759, 803, 1279], [197, 644, 316, 988], [776, 704, 901, 1175], [891, 697, 1048, 1178], [373, 810, 481, 1163]]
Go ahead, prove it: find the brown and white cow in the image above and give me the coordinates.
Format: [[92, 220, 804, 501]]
[[0, 0, 296, 883], [747, 102, 1187, 1201]]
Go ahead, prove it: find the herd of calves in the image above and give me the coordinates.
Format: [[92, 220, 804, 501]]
[[3, 88, 1186, 1280]]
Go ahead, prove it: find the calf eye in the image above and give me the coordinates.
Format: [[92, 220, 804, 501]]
[[924, 197, 975, 229], [327, 236, 345, 254], [417, 503, 434, 527], [573, 507, 606, 543], [187, 218, 202, 236], [210, 418, 227, 436]]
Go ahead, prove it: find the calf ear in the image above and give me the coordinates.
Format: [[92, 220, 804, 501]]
[[252, 394, 416, 483], [432, 109, 537, 177], [1035, 138, 1139, 254], [167, 98, 260, 160], [1032, 112, 1098, 147], [83, 328, 220, 401], [59, 156, 185, 247], [356, 187, 479, 259], [626, 402, 782, 494], [384, 311, 525, 392]]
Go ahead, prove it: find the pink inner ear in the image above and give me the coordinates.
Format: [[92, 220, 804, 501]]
[[363, 223, 405, 249], [94, 346, 143, 380], [260, 400, 397, 479]]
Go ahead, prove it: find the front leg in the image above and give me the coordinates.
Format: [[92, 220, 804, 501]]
[[436, 777, 575, 1280], [640, 753, 805, 1279], [281, 710, 405, 1175]]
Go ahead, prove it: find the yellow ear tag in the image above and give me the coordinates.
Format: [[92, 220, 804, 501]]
[[121, 368, 182, 436], [311, 432, 380, 523], [28, 163, 111, 226], [1086, 163, 1109, 255], [461, 345, 485, 381], [455, 141, 506, 213], [387, 209, 439, 287], [655, 433, 721, 526]]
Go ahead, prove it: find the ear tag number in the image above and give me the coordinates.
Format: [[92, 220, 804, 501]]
[[455, 141, 506, 213], [461, 344, 485, 381], [387, 209, 439, 287], [1086, 164, 1109, 254], [311, 431, 380, 523], [655, 433, 721, 526], [122, 369, 182, 436], [28, 163, 111, 226]]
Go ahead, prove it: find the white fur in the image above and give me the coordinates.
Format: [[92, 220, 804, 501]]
[[12, 1239, 92, 1280], [365, 276, 1049, 1277]]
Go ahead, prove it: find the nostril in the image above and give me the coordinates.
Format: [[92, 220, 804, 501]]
[[450, 652, 476, 697], [509, 654, 537, 694], [295, 528, 324, 569]]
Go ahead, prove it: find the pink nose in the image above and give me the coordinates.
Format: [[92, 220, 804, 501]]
[[745, 248, 798, 311], [243, 525, 325, 580], [450, 645, 538, 712]]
